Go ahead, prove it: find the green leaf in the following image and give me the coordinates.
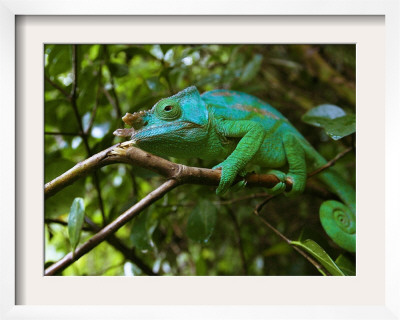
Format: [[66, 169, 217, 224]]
[[239, 54, 263, 83], [130, 211, 153, 251], [108, 62, 129, 78], [186, 200, 217, 243], [291, 239, 345, 276], [335, 254, 356, 276], [302, 104, 355, 140], [68, 197, 85, 254], [88, 45, 101, 61]]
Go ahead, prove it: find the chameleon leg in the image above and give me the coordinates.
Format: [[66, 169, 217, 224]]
[[282, 133, 307, 197], [213, 120, 266, 195]]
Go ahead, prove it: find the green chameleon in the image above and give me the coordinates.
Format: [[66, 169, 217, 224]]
[[114, 86, 355, 252]]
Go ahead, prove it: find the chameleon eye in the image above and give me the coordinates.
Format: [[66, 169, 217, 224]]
[[155, 101, 181, 120]]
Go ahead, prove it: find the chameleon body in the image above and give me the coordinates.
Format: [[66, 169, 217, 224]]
[[114, 86, 355, 252]]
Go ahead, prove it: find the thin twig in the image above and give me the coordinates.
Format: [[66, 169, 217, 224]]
[[308, 146, 354, 178], [92, 173, 107, 225], [85, 63, 103, 136], [45, 131, 82, 136], [102, 87, 117, 112], [45, 179, 178, 276], [105, 45, 122, 120], [254, 194, 276, 213], [253, 208, 331, 276], [45, 75, 71, 99], [226, 208, 248, 274], [70, 45, 107, 225], [70, 45, 85, 138]]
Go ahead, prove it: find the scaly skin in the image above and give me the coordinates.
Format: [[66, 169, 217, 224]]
[[114, 86, 356, 252]]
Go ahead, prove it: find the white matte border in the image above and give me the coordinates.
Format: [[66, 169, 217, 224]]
[[17, 15, 385, 307], [0, 2, 399, 320]]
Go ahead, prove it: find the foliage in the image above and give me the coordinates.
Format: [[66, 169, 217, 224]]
[[291, 239, 345, 276], [302, 104, 356, 140], [68, 197, 85, 255], [44, 44, 355, 276]]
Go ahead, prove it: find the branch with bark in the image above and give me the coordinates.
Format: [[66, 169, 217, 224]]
[[44, 142, 352, 276], [45, 144, 292, 199], [44, 144, 292, 275]]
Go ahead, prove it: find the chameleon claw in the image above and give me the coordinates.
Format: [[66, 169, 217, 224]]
[[229, 180, 247, 192], [264, 169, 287, 195], [120, 140, 136, 148], [109, 140, 136, 156]]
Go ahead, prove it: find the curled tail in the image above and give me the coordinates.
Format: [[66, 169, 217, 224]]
[[304, 143, 356, 252], [319, 200, 355, 252]]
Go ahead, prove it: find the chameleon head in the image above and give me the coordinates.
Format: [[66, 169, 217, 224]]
[[114, 86, 210, 158]]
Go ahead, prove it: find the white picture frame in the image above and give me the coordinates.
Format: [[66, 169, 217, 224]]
[[1, 1, 399, 319]]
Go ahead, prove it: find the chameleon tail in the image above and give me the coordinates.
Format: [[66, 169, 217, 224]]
[[319, 200, 355, 252], [318, 170, 356, 252], [304, 144, 356, 252]]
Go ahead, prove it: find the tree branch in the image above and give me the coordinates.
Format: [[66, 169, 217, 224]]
[[45, 144, 291, 200], [44, 145, 290, 275], [44, 143, 352, 275], [45, 217, 157, 275], [45, 75, 71, 99], [45, 179, 178, 276]]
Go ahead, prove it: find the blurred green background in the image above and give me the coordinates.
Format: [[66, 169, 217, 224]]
[[44, 44, 355, 276]]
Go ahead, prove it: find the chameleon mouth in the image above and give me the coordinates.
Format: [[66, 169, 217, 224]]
[[129, 122, 203, 143], [113, 121, 203, 143]]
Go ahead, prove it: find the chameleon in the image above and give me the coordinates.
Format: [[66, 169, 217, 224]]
[[114, 86, 355, 252]]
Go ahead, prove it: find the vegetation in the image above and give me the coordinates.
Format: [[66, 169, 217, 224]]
[[44, 44, 355, 276]]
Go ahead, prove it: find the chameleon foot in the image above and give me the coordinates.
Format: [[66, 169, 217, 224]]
[[265, 169, 287, 195], [212, 161, 246, 195]]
